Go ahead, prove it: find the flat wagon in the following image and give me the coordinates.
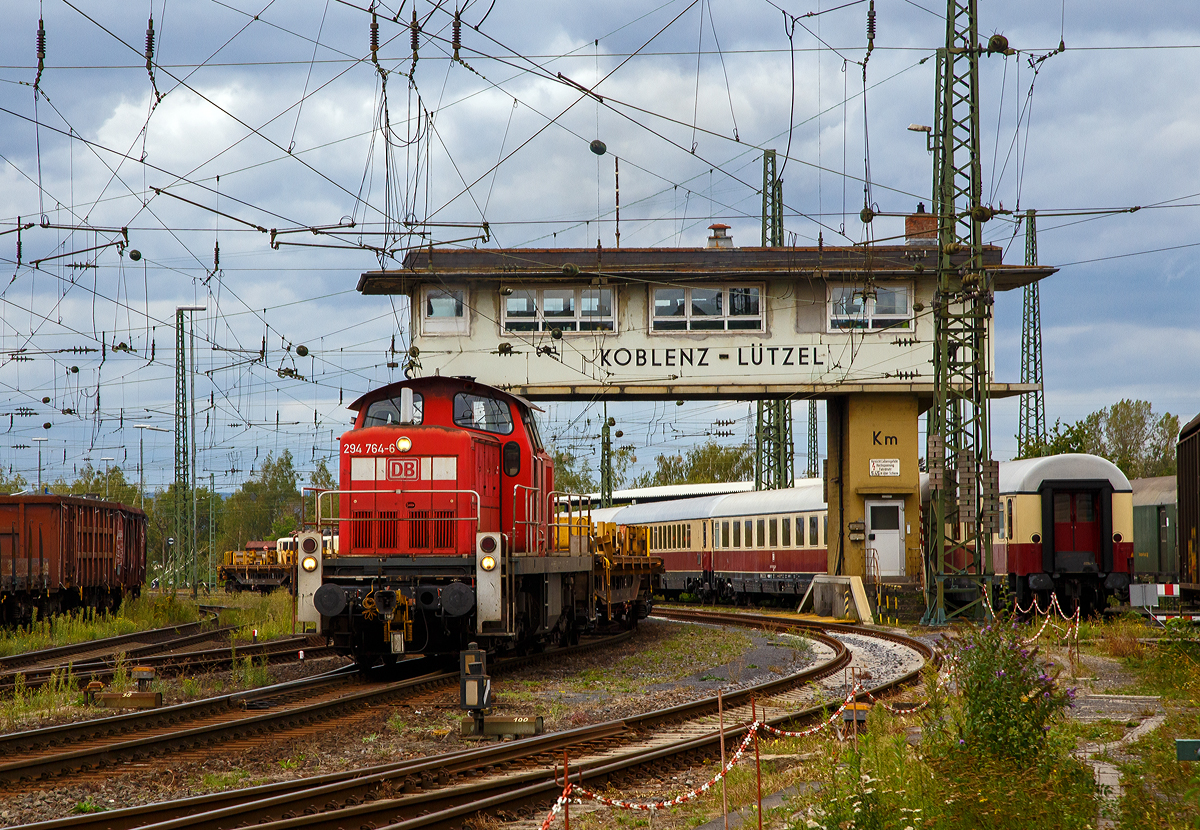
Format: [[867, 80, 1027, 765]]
[[0, 494, 147, 625]]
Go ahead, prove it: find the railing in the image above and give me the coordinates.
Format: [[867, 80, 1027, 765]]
[[511, 484, 545, 555], [548, 491, 592, 556]]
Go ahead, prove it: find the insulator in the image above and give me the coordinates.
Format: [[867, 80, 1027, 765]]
[[370, 13, 379, 53], [411, 9, 419, 56], [37, 20, 46, 61], [866, 1, 876, 42], [452, 9, 461, 60], [145, 17, 155, 66]]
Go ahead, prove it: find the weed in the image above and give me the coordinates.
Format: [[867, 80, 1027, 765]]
[[279, 755, 303, 770], [201, 770, 249, 791], [72, 799, 107, 814], [362, 733, 378, 744], [386, 712, 407, 733]]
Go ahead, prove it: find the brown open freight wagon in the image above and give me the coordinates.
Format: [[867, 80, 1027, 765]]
[[0, 494, 147, 625]]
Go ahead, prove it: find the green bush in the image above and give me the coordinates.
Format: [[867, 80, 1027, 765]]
[[926, 615, 1075, 763]]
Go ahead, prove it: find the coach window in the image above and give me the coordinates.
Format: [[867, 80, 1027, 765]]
[[828, 283, 913, 331], [722, 521, 731, 548], [453, 393, 514, 435], [744, 520, 753, 547], [732, 520, 741, 547], [781, 516, 791, 547], [687, 524, 692, 546], [1007, 499, 1014, 540], [769, 518, 778, 547], [364, 391, 424, 427], [421, 286, 469, 335], [823, 515, 828, 545]]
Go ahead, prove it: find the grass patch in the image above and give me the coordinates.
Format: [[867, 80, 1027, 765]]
[[201, 770, 250, 791], [0, 593, 201, 658], [571, 624, 753, 694], [0, 665, 84, 731]]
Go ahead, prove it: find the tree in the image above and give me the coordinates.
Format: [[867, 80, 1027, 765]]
[[552, 447, 597, 494], [0, 469, 28, 494], [218, 451, 301, 553], [311, 457, 338, 522], [1017, 399, 1179, 479], [632, 440, 755, 487]]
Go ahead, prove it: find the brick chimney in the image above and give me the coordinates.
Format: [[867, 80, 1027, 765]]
[[905, 203, 937, 244]]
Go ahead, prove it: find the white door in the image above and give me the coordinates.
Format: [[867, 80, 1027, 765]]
[[866, 501, 904, 577]]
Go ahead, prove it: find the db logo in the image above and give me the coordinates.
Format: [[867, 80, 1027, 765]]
[[388, 458, 420, 480]]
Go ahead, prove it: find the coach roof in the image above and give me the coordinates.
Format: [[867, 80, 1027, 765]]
[[999, 453, 1132, 494]]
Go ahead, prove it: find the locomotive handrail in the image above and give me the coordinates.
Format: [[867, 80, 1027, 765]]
[[315, 488, 482, 533], [547, 490, 592, 555], [511, 484, 546, 555]]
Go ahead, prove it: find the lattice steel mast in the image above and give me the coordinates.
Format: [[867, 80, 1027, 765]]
[[755, 150, 795, 490], [922, 1, 1007, 624], [806, 401, 819, 479], [1017, 209, 1047, 454], [174, 309, 191, 588]]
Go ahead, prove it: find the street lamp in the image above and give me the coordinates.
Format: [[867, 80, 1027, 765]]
[[31, 437, 48, 492], [134, 424, 171, 509], [101, 457, 114, 500]]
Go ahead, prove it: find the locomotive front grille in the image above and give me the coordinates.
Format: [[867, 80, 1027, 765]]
[[378, 511, 398, 549], [409, 510, 455, 550], [353, 510, 373, 549]]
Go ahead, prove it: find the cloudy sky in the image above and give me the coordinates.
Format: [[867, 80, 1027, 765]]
[[0, 0, 1197, 492]]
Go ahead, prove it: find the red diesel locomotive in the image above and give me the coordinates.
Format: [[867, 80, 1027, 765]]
[[297, 376, 653, 666]]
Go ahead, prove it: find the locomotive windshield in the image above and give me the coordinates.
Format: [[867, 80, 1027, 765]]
[[453, 392, 513, 434], [363, 392, 424, 427]]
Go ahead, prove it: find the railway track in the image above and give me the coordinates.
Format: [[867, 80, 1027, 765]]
[[0, 632, 632, 793], [12, 612, 934, 830], [0, 633, 335, 694], [0, 620, 220, 675]]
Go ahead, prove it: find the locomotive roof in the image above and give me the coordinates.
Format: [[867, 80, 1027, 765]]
[[347, 376, 543, 414], [595, 480, 826, 525], [998, 453, 1132, 494]]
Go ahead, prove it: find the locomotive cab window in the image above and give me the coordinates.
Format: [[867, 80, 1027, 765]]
[[453, 393, 514, 435], [363, 391, 424, 427]]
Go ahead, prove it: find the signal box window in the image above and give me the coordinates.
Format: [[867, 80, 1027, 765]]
[[828, 283, 912, 331], [651, 285, 763, 332], [502, 286, 615, 333], [421, 286, 469, 335], [453, 393, 513, 435], [363, 392, 424, 427]]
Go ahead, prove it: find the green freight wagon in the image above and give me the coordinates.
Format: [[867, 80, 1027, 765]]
[[1132, 476, 1177, 581]]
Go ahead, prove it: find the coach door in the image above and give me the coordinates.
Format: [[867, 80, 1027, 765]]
[[1053, 491, 1099, 571], [865, 501, 904, 577]]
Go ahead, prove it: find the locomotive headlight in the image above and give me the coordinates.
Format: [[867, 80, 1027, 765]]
[[480, 554, 497, 572], [396, 436, 412, 452], [301, 554, 319, 573]]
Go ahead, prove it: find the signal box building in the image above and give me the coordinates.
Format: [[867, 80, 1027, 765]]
[[358, 216, 1054, 580]]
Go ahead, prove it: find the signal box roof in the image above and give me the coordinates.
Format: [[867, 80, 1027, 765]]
[[359, 245, 1054, 294]]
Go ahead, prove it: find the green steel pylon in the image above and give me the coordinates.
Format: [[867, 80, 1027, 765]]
[[755, 150, 794, 490], [1017, 209, 1047, 455], [174, 309, 191, 590], [806, 400, 819, 479], [922, 0, 1005, 625]]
